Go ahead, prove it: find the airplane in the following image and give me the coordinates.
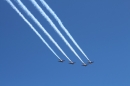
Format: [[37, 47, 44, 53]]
[[88, 61, 94, 64], [69, 61, 75, 64], [82, 63, 87, 66], [58, 59, 65, 62]]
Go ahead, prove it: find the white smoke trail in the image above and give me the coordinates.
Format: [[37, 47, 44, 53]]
[[6, 0, 62, 60], [16, 0, 72, 62], [40, 0, 91, 62], [30, 0, 85, 64]]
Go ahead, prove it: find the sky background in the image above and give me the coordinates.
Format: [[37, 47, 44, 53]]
[[0, 0, 130, 86]]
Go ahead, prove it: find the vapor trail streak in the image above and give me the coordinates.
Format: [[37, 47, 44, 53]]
[[40, 0, 91, 61], [6, 0, 62, 60], [16, 0, 72, 62], [30, 0, 85, 64]]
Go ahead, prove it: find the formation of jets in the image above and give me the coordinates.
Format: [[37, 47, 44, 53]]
[[58, 59, 94, 66]]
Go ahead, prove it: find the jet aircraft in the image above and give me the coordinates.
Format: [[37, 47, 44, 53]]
[[88, 61, 94, 64], [82, 63, 87, 66], [69, 61, 75, 64], [58, 59, 65, 62]]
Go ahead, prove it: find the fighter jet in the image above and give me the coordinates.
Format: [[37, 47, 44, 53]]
[[82, 63, 87, 66], [58, 59, 65, 62], [88, 61, 94, 64], [69, 61, 75, 64]]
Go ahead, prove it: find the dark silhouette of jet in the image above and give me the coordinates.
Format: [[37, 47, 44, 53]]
[[58, 59, 65, 62], [69, 61, 75, 64], [82, 63, 87, 66], [88, 61, 94, 64]]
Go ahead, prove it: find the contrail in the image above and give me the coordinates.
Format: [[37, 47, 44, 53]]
[[30, 0, 85, 64], [6, 0, 62, 61], [16, 0, 72, 62], [40, 0, 91, 62]]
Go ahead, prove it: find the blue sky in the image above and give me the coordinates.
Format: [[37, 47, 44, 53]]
[[0, 0, 130, 86]]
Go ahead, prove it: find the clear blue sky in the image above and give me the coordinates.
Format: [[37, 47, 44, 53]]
[[0, 0, 130, 86]]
